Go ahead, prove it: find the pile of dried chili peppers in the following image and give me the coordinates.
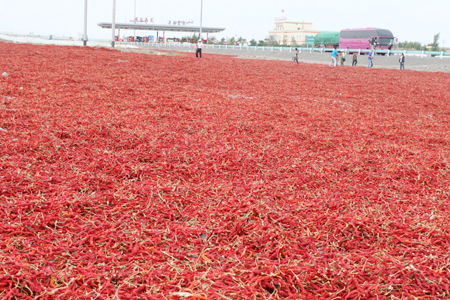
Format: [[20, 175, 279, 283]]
[[1, 42, 450, 299]]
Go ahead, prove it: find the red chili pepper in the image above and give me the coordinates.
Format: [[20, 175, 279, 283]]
[[1, 41, 450, 299]]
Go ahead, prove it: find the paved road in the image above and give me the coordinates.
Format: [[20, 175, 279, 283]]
[[2, 34, 447, 73], [137, 44, 450, 73]]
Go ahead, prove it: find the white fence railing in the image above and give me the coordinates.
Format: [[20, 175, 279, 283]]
[[2, 33, 447, 58], [114, 41, 450, 58]]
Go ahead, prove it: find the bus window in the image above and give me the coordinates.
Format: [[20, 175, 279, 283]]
[[341, 30, 376, 39], [378, 38, 394, 46], [375, 29, 393, 37]]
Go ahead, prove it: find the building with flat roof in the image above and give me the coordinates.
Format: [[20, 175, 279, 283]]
[[268, 18, 321, 45]]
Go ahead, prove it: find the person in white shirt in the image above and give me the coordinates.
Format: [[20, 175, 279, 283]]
[[196, 40, 204, 58]]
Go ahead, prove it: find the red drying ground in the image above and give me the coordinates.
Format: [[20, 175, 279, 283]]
[[1, 42, 450, 300]]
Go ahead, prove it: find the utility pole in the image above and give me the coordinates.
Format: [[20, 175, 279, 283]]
[[134, 0, 136, 40], [199, 0, 203, 40], [83, 0, 88, 46], [111, 0, 116, 47]]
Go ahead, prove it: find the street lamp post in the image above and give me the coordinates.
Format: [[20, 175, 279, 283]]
[[134, 0, 136, 40], [199, 0, 203, 40], [83, 0, 88, 46], [111, 0, 116, 47]]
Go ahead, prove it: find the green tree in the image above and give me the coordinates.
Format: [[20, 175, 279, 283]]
[[267, 35, 277, 46], [258, 40, 266, 46], [290, 36, 298, 47], [397, 41, 424, 50], [282, 35, 288, 46], [430, 33, 440, 51], [250, 39, 257, 46], [220, 37, 225, 44], [208, 36, 217, 44], [229, 37, 236, 45], [238, 36, 243, 43]]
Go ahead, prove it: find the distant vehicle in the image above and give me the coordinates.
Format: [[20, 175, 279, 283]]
[[339, 28, 397, 52], [314, 32, 340, 49]]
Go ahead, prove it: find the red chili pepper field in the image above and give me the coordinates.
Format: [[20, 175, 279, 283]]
[[1, 42, 450, 299]]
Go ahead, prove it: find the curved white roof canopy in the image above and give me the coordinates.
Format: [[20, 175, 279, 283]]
[[98, 22, 225, 33]]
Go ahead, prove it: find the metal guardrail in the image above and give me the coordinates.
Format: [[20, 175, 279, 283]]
[[113, 41, 450, 58]]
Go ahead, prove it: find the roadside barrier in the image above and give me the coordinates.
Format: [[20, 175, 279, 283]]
[[112, 41, 450, 58]]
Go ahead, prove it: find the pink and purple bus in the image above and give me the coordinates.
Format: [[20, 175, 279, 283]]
[[339, 28, 396, 51]]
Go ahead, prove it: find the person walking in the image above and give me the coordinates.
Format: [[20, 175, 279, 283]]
[[352, 53, 357, 66], [330, 47, 338, 67], [388, 43, 392, 56], [196, 39, 203, 58], [293, 48, 299, 64], [368, 50, 374, 68], [340, 51, 346, 67], [399, 53, 405, 70]]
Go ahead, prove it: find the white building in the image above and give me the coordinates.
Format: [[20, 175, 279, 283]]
[[268, 18, 321, 45]]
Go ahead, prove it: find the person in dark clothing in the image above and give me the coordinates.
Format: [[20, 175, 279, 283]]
[[293, 48, 299, 64], [352, 53, 357, 66], [399, 53, 405, 70]]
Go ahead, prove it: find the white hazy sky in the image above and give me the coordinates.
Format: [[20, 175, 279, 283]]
[[0, 0, 449, 46]]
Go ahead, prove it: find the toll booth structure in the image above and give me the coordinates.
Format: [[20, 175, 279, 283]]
[[98, 22, 225, 44]]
